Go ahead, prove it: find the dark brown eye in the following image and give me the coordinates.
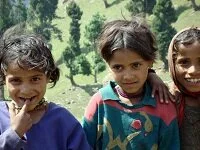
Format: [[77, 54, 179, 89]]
[[132, 63, 141, 70], [31, 77, 41, 82], [9, 78, 21, 85], [177, 59, 190, 66], [112, 65, 123, 72]]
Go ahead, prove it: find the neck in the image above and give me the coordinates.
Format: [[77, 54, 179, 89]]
[[13, 98, 47, 111], [115, 86, 144, 99], [185, 96, 200, 107]]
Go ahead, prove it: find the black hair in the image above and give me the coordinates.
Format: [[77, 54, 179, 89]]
[[98, 17, 157, 62], [0, 34, 60, 87], [173, 27, 200, 59]]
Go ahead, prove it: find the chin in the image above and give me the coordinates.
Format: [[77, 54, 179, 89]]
[[188, 90, 200, 93], [27, 106, 36, 111], [185, 87, 200, 93]]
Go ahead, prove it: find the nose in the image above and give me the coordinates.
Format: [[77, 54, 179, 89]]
[[20, 83, 32, 96], [188, 65, 200, 75], [123, 68, 135, 80]]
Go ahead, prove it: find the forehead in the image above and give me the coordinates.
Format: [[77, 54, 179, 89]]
[[109, 49, 146, 64], [177, 41, 200, 56], [6, 62, 43, 77], [112, 49, 142, 58]]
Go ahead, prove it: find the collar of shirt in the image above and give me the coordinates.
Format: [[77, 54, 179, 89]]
[[99, 81, 156, 108]]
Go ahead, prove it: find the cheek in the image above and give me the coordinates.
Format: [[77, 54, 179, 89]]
[[5, 79, 14, 90], [139, 71, 148, 83], [6, 85, 17, 99], [111, 72, 121, 81], [142, 67, 149, 74], [38, 83, 47, 94], [108, 68, 118, 80], [6, 83, 15, 92], [143, 71, 149, 79], [175, 66, 185, 76]]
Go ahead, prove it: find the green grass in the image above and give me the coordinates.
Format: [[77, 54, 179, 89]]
[[172, 0, 200, 30]]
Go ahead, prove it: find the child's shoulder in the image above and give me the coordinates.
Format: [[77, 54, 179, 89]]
[[0, 99, 6, 104], [0, 100, 9, 128], [0, 100, 8, 113], [47, 102, 78, 122], [154, 97, 177, 125], [156, 99, 176, 112], [98, 81, 118, 99], [48, 102, 72, 113], [88, 81, 118, 108], [45, 102, 83, 129]]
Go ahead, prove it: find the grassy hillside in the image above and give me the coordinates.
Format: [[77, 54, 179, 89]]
[[172, 0, 200, 29], [31, 0, 200, 121]]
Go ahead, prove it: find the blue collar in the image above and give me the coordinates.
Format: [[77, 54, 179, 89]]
[[99, 81, 156, 107]]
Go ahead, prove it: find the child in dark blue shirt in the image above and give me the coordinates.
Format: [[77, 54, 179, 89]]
[[0, 34, 91, 150]]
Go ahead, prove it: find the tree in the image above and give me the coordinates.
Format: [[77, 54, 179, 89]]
[[103, 0, 109, 8], [188, 0, 200, 11], [84, 13, 106, 83], [63, 1, 91, 86], [0, 0, 13, 35], [126, 0, 156, 17], [10, 0, 27, 25], [27, 0, 61, 42], [152, 0, 177, 70]]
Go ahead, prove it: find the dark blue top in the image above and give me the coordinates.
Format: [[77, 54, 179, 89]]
[[0, 101, 91, 150]]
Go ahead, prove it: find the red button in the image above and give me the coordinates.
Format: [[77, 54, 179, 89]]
[[131, 119, 142, 130]]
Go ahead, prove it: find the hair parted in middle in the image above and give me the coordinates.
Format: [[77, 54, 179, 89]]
[[98, 16, 157, 62]]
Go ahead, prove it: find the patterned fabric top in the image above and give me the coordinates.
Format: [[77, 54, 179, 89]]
[[82, 81, 180, 150]]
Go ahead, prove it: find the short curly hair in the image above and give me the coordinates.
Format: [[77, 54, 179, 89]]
[[0, 34, 60, 87]]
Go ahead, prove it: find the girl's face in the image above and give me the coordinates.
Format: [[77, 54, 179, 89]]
[[108, 48, 152, 94], [175, 41, 200, 93], [5, 62, 49, 111]]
